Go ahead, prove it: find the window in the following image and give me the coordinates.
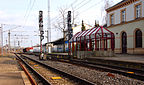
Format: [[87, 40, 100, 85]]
[[110, 14, 114, 25], [135, 3, 141, 19], [135, 29, 142, 48], [121, 9, 126, 22]]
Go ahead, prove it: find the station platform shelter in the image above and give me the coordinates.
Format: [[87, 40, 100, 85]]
[[69, 26, 115, 58]]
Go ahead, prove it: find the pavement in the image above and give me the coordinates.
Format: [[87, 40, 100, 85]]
[[0, 57, 31, 85]]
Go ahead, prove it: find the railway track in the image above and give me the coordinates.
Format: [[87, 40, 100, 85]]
[[21, 53, 144, 81], [15, 53, 96, 85], [15, 53, 51, 85], [59, 59, 144, 81]]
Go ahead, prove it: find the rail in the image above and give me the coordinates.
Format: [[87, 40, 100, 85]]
[[18, 53, 96, 85]]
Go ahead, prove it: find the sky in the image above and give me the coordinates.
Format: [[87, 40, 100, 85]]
[[0, 0, 122, 47]]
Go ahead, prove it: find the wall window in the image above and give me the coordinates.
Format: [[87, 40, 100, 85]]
[[121, 9, 126, 22], [110, 14, 114, 25], [135, 29, 142, 48], [135, 3, 141, 19]]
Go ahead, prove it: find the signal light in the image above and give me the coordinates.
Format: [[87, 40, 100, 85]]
[[40, 36, 44, 41], [39, 23, 43, 28], [40, 30, 44, 34], [39, 11, 43, 23]]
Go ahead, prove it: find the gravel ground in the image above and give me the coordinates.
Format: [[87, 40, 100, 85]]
[[43, 61, 144, 85], [25, 55, 144, 85]]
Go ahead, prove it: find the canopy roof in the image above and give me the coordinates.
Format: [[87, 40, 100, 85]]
[[70, 26, 114, 42]]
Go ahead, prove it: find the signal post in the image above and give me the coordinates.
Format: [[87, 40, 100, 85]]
[[39, 11, 44, 60], [67, 11, 73, 59]]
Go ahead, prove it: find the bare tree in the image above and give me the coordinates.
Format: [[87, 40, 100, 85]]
[[101, 0, 114, 25], [71, 6, 79, 27], [54, 6, 79, 52]]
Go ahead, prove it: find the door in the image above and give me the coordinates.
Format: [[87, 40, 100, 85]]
[[122, 32, 127, 53]]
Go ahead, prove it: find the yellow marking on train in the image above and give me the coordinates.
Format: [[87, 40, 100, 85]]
[[127, 72, 134, 74], [51, 77, 62, 80]]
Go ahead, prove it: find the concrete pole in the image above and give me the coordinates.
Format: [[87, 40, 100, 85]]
[[47, 30, 49, 44], [14, 39, 15, 52], [8, 30, 10, 52], [47, 0, 51, 53], [48, 0, 51, 42], [31, 40, 32, 47], [1, 24, 3, 56], [6, 39, 7, 53]]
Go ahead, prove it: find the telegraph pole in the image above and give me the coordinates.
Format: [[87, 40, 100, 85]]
[[47, 0, 51, 53], [8, 30, 10, 52], [48, 0, 50, 42], [0, 24, 3, 56]]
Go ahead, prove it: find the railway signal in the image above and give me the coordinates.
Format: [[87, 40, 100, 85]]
[[39, 10, 44, 60], [40, 30, 44, 41], [39, 11, 43, 28], [67, 11, 73, 59], [67, 11, 73, 40]]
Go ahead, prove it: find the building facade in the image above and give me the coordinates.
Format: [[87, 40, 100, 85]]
[[106, 0, 144, 54]]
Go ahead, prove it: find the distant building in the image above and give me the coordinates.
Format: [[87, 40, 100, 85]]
[[106, 0, 144, 54]]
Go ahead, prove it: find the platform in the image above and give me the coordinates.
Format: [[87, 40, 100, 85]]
[[86, 54, 144, 70], [87, 54, 144, 63], [0, 56, 31, 85]]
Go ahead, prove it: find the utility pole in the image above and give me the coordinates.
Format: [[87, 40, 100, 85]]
[[14, 39, 16, 52], [6, 39, 7, 53], [48, 0, 50, 42], [47, 0, 51, 53], [0, 24, 3, 56], [8, 30, 10, 52], [31, 40, 32, 46]]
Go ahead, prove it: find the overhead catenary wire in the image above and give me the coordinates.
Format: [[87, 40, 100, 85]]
[[50, 0, 89, 23], [75, 0, 92, 11], [79, 0, 104, 14], [72, 0, 88, 9], [70, 0, 78, 7], [23, 0, 36, 26], [52, 0, 104, 24], [50, 0, 93, 24], [23, 0, 32, 19]]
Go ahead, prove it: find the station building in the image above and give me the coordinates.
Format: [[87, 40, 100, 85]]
[[106, 0, 144, 54]]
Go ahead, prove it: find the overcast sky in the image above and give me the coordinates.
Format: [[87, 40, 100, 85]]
[[0, 0, 122, 47]]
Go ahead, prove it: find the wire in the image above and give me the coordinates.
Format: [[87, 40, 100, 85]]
[[50, 0, 87, 23], [24, 0, 32, 19], [51, 0, 92, 24], [23, 0, 36, 26], [72, 0, 87, 9], [70, 0, 78, 7], [75, 0, 92, 11], [79, 0, 103, 14]]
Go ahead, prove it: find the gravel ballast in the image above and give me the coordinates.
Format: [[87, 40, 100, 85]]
[[26, 55, 144, 85]]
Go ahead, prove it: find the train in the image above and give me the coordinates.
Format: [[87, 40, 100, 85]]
[[23, 47, 41, 53], [23, 45, 68, 53]]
